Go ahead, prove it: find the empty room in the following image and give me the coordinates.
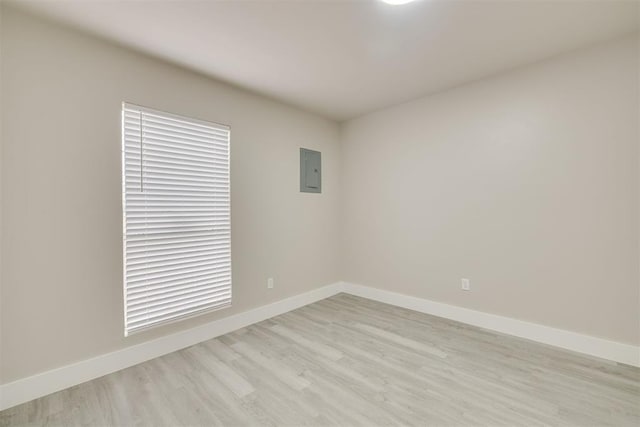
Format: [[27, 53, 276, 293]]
[[0, 0, 638, 425]]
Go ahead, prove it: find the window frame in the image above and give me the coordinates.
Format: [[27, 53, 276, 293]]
[[121, 102, 232, 336]]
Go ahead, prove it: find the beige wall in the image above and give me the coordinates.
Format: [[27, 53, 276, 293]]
[[341, 35, 640, 345], [0, 7, 341, 383]]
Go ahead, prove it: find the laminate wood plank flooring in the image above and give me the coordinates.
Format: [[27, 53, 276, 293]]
[[1, 293, 638, 426]]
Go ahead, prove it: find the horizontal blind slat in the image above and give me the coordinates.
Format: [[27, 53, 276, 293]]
[[125, 227, 229, 237], [130, 157, 228, 173], [126, 233, 228, 247], [127, 242, 230, 258], [125, 231, 230, 243], [126, 300, 231, 332], [127, 274, 231, 295], [127, 287, 231, 311], [126, 248, 230, 268], [126, 255, 230, 276], [126, 194, 230, 202], [126, 301, 232, 331], [141, 140, 229, 159], [127, 291, 232, 320], [126, 267, 231, 288], [137, 130, 230, 151], [140, 110, 229, 134], [142, 147, 229, 165], [127, 208, 229, 215]]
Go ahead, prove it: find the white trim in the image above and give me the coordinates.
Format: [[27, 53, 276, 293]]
[[123, 101, 230, 130], [0, 282, 344, 411], [3, 281, 638, 411], [342, 282, 640, 368]]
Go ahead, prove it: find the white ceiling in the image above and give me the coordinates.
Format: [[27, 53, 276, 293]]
[[9, 0, 639, 121]]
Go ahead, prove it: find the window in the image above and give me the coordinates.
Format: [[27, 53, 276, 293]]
[[121, 103, 231, 335]]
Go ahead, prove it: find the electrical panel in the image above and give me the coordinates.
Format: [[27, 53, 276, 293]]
[[300, 148, 321, 193]]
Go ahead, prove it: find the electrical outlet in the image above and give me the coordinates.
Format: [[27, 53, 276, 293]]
[[461, 278, 470, 291], [267, 277, 274, 289]]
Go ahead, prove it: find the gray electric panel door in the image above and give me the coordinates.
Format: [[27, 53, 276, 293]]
[[300, 148, 321, 193]]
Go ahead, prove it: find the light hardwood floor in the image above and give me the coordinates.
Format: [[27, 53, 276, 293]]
[[2, 293, 639, 426]]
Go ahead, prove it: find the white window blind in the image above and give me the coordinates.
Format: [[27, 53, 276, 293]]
[[122, 103, 231, 336]]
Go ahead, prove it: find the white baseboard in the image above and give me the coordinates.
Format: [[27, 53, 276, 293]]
[[0, 282, 344, 411], [2, 280, 638, 411], [342, 282, 640, 368]]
